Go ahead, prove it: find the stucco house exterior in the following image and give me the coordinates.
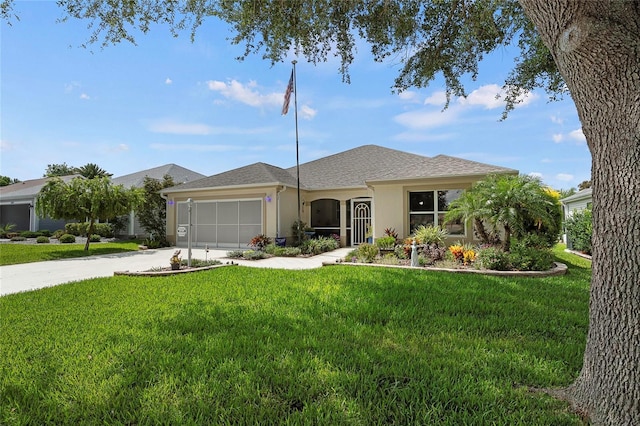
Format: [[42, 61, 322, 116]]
[[560, 187, 593, 246], [0, 174, 81, 232], [0, 164, 204, 235], [111, 164, 206, 237], [161, 145, 518, 248]]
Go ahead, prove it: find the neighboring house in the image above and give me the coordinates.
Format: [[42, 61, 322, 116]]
[[0, 175, 82, 232], [161, 145, 518, 248], [0, 164, 205, 235], [560, 187, 593, 245], [111, 164, 206, 237]]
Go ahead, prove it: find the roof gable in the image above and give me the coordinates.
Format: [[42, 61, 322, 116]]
[[168, 162, 298, 191], [0, 175, 82, 200], [111, 164, 206, 188]]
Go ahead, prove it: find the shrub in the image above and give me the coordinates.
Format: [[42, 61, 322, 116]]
[[142, 238, 161, 249], [394, 245, 408, 259], [300, 236, 339, 255], [242, 250, 268, 260], [421, 244, 447, 264], [249, 234, 272, 251], [508, 240, 554, 271], [379, 253, 401, 265], [90, 234, 102, 242], [36, 236, 50, 244], [375, 236, 396, 249], [20, 231, 41, 238], [383, 227, 399, 241], [52, 229, 65, 239], [59, 234, 76, 244], [10, 236, 26, 242], [476, 246, 510, 271], [413, 225, 448, 246], [290, 220, 309, 245], [39, 229, 52, 237], [65, 222, 114, 238], [565, 208, 592, 255], [226, 250, 244, 259], [351, 243, 379, 263]]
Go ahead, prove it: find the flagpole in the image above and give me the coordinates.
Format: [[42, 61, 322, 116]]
[[292, 60, 301, 245]]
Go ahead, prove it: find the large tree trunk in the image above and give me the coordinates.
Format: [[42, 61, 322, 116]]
[[519, 1, 640, 424]]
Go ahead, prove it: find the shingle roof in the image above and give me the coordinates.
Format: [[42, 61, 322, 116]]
[[168, 162, 299, 191], [0, 175, 82, 200], [560, 188, 592, 203], [112, 164, 205, 188], [289, 145, 431, 189], [162, 145, 518, 192]]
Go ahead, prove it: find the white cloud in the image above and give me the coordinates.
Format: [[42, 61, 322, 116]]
[[457, 84, 537, 110], [550, 114, 564, 125], [300, 105, 317, 120], [569, 128, 586, 143], [556, 173, 574, 182], [64, 81, 81, 93], [552, 133, 564, 143], [80, 93, 90, 100], [424, 91, 447, 106], [393, 107, 459, 129], [206, 79, 281, 108], [541, 158, 553, 163], [0, 140, 14, 152], [398, 90, 419, 102], [147, 119, 275, 136], [165, 77, 173, 85]]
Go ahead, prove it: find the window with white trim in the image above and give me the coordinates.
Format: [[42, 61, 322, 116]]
[[409, 190, 465, 235]]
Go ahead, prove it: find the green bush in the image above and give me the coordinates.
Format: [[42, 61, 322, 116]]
[[59, 234, 76, 244], [52, 229, 65, 239], [242, 250, 268, 260], [508, 240, 554, 271], [476, 246, 510, 271], [264, 244, 302, 257], [299, 236, 339, 255], [65, 222, 114, 238], [375, 236, 396, 249], [249, 234, 272, 251], [90, 234, 102, 242], [349, 243, 379, 263], [10, 236, 26, 242], [39, 229, 52, 237], [36, 236, 50, 244], [226, 250, 244, 259], [20, 231, 42, 238], [565, 209, 592, 255]]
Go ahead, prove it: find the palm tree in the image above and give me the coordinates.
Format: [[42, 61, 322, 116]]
[[74, 163, 112, 179], [443, 187, 494, 245]]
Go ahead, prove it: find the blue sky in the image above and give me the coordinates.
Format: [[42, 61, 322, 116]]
[[1, 2, 591, 190]]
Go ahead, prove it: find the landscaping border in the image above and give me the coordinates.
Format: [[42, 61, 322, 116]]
[[322, 261, 568, 277], [114, 263, 236, 277]]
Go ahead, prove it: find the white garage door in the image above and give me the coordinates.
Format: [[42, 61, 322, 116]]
[[177, 199, 262, 248]]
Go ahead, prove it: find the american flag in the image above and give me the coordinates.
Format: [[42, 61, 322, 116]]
[[281, 69, 294, 115]]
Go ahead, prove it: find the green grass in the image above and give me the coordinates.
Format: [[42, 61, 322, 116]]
[[0, 247, 591, 425], [0, 241, 141, 266]]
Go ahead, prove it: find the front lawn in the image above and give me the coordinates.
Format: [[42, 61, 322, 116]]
[[0, 240, 141, 266], [0, 249, 591, 425]]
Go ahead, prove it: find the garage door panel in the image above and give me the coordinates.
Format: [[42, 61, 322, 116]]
[[240, 225, 261, 244], [239, 200, 261, 224], [217, 202, 239, 224]]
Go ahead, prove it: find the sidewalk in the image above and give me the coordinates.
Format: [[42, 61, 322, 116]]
[[0, 247, 353, 296]]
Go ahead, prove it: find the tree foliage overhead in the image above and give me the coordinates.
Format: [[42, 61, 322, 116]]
[[36, 177, 143, 250], [0, 175, 20, 186], [74, 163, 112, 179], [41, 0, 563, 114]]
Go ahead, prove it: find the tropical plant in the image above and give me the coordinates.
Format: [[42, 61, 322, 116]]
[[375, 236, 396, 249], [412, 225, 448, 246], [36, 177, 143, 251], [249, 234, 272, 251], [74, 163, 112, 179], [444, 188, 493, 244]]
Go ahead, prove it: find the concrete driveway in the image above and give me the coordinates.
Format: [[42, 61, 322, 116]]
[[0, 247, 353, 296]]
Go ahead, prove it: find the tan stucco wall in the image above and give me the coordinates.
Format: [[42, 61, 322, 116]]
[[370, 176, 484, 243]]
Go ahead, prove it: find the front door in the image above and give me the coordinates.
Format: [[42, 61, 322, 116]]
[[351, 198, 372, 246]]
